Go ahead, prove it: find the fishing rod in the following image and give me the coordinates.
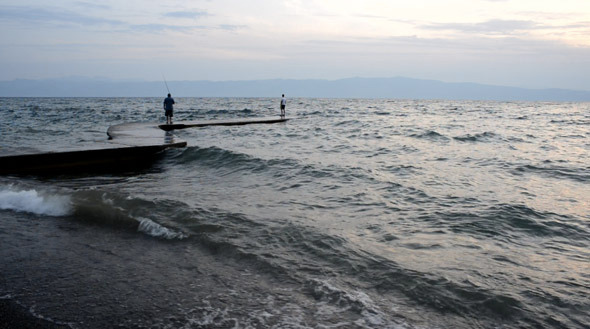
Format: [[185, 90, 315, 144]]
[[162, 74, 170, 94]]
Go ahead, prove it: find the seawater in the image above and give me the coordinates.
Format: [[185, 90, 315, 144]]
[[0, 97, 588, 329]]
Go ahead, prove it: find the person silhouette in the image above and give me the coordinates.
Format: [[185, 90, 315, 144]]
[[163, 93, 175, 124]]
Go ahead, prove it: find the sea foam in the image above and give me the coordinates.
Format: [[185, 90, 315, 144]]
[[0, 186, 72, 217], [137, 217, 187, 240]]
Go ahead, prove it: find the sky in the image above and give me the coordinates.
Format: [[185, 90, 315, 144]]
[[1, 0, 589, 90]]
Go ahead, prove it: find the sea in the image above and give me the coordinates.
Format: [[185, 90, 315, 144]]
[[0, 97, 588, 329]]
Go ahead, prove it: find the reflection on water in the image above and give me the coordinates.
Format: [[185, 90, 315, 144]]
[[0, 97, 588, 329]]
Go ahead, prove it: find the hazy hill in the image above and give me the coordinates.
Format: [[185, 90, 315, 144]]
[[1, 77, 589, 101]]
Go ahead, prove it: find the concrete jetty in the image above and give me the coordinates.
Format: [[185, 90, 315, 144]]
[[0, 117, 289, 175], [158, 116, 289, 131]]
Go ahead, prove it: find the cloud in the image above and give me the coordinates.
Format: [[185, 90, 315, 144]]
[[0, 5, 122, 27], [419, 18, 590, 47], [74, 2, 111, 11], [163, 11, 209, 19], [353, 14, 388, 19], [0, 5, 214, 34], [128, 23, 207, 33], [218, 24, 247, 31], [296, 32, 590, 62], [421, 19, 542, 35]]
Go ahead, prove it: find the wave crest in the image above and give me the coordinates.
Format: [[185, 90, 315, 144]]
[[0, 186, 71, 217], [70, 191, 190, 239], [453, 132, 498, 142], [410, 130, 449, 141], [137, 217, 187, 240]]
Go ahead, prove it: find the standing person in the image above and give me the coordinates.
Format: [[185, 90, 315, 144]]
[[280, 94, 286, 118], [163, 93, 175, 124]]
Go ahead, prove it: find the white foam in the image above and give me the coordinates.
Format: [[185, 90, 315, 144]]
[[184, 300, 240, 328], [309, 279, 409, 329], [0, 187, 72, 217], [101, 193, 115, 206], [137, 217, 187, 240], [27, 304, 75, 328]]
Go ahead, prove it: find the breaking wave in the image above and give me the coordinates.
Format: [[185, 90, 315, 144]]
[[0, 185, 186, 240], [70, 190, 189, 240], [0, 185, 72, 217], [137, 217, 188, 240]]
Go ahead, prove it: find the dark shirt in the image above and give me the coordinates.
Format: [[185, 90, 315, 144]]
[[164, 97, 175, 111]]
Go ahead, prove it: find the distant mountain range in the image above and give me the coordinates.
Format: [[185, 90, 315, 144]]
[[1, 77, 589, 101]]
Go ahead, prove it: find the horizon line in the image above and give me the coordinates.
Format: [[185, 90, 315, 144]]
[[2, 76, 590, 93]]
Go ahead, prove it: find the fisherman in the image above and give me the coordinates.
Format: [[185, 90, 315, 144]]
[[280, 94, 286, 118], [163, 93, 175, 124]]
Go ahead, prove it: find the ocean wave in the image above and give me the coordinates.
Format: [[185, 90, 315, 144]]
[[513, 163, 589, 183], [173, 146, 300, 175], [300, 110, 323, 116], [549, 119, 590, 126], [0, 185, 72, 217], [67, 190, 189, 239], [335, 119, 361, 126], [362, 253, 530, 326], [137, 217, 187, 240], [3, 98, 588, 329], [189, 215, 499, 320], [179, 219, 412, 325], [174, 146, 254, 165], [453, 132, 498, 142], [305, 279, 394, 327], [409, 130, 449, 141], [205, 109, 230, 115], [235, 222, 534, 326], [440, 203, 587, 241], [194, 108, 255, 116], [173, 146, 378, 185]]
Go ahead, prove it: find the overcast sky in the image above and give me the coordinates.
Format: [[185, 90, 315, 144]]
[[1, 0, 589, 90]]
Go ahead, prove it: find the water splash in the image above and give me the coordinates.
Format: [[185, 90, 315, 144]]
[[0, 186, 71, 217], [137, 217, 188, 240]]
